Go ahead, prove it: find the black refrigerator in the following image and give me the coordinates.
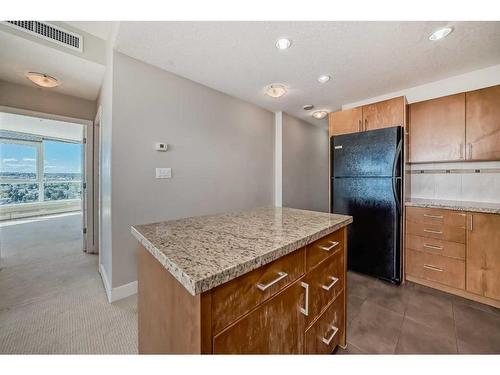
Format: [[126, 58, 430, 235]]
[[331, 126, 403, 284]]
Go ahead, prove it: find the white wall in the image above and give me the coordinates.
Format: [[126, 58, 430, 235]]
[[0, 80, 96, 121], [282, 113, 329, 212], [109, 52, 275, 288], [342, 63, 500, 203]]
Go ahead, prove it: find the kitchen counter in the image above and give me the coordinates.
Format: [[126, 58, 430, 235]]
[[405, 198, 500, 214], [131, 207, 352, 296]]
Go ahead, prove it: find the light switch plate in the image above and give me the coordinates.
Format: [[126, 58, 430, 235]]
[[156, 168, 172, 179]]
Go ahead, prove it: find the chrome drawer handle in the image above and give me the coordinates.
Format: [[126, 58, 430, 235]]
[[256, 271, 288, 291], [319, 241, 339, 252], [321, 276, 339, 291], [424, 229, 443, 234], [423, 243, 443, 250], [423, 264, 443, 272], [424, 214, 443, 219], [300, 282, 309, 316], [321, 325, 339, 345]]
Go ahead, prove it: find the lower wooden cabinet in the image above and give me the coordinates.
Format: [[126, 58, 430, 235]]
[[405, 206, 500, 309], [138, 227, 348, 354], [466, 213, 500, 301]]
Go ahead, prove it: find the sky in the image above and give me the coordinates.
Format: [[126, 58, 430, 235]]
[[0, 140, 82, 175]]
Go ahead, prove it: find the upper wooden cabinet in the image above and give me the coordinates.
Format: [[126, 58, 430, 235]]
[[409, 93, 466, 163], [329, 96, 406, 138], [466, 85, 500, 161], [363, 96, 406, 131], [328, 107, 362, 136], [466, 213, 500, 301]]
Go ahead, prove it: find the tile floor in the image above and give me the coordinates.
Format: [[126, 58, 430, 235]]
[[337, 271, 500, 354]]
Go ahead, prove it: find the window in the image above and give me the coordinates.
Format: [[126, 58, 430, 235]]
[[0, 136, 82, 206]]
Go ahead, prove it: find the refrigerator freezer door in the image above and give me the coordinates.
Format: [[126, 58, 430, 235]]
[[332, 126, 403, 178], [332, 176, 401, 283]]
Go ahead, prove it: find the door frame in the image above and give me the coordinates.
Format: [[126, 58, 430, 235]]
[[0, 105, 95, 253]]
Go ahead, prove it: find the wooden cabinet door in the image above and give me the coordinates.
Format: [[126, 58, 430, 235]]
[[213, 280, 306, 354], [409, 93, 466, 162], [363, 96, 405, 131], [329, 107, 362, 137], [466, 213, 500, 301], [466, 85, 500, 161]]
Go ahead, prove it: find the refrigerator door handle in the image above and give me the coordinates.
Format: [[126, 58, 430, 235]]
[[392, 138, 403, 214]]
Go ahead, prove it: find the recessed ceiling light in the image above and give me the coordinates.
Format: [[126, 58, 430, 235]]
[[429, 27, 453, 41], [312, 111, 328, 120], [303, 104, 314, 111], [25, 72, 60, 88], [265, 84, 287, 98], [275, 38, 291, 50], [317, 75, 331, 84]]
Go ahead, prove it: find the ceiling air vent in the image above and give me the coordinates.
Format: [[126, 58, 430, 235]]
[[3, 21, 83, 52]]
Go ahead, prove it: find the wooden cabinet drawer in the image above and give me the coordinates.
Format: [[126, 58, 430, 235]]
[[211, 248, 305, 334], [213, 280, 306, 354], [302, 248, 344, 327], [305, 291, 345, 354], [406, 249, 465, 289], [406, 221, 465, 244], [406, 234, 465, 260], [406, 206, 466, 227], [306, 229, 344, 271]]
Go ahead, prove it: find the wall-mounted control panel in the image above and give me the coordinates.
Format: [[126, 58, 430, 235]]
[[155, 168, 172, 179], [155, 142, 168, 151]]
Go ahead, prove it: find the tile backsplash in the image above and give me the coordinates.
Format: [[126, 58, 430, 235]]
[[410, 161, 500, 203]]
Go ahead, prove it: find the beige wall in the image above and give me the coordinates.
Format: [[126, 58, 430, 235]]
[[282, 113, 329, 213], [108, 52, 275, 287], [0, 80, 96, 121]]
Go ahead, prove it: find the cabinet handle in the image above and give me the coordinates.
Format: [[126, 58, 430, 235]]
[[424, 229, 443, 234], [321, 325, 339, 345], [423, 214, 443, 219], [256, 271, 288, 291], [423, 243, 443, 251], [319, 241, 339, 252], [300, 281, 309, 316], [423, 264, 443, 272], [468, 143, 473, 159], [321, 276, 340, 291], [469, 214, 473, 232], [364, 119, 368, 131], [358, 119, 362, 132]]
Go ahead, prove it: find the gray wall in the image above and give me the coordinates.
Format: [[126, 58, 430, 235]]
[[282, 112, 329, 212], [109, 52, 275, 287], [0, 80, 96, 120]]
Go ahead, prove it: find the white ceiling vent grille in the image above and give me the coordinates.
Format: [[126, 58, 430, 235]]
[[3, 21, 83, 52]]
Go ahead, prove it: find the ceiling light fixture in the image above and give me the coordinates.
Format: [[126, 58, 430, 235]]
[[275, 38, 291, 50], [25, 72, 60, 88], [317, 75, 331, 84], [303, 104, 314, 111], [265, 84, 287, 98], [429, 27, 453, 41], [312, 111, 328, 120]]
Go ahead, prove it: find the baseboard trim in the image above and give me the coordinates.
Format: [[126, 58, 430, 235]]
[[98, 263, 137, 303]]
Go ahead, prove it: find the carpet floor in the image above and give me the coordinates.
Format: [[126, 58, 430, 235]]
[[0, 213, 138, 354]]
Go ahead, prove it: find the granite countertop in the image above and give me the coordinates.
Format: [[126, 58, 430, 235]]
[[405, 198, 500, 214], [131, 207, 352, 296]]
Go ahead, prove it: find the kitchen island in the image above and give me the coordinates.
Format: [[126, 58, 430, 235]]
[[131, 207, 352, 354]]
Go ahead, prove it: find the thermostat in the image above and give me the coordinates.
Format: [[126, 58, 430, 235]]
[[155, 142, 168, 151]]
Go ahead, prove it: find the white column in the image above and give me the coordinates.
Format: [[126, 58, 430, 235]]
[[274, 111, 282, 207]]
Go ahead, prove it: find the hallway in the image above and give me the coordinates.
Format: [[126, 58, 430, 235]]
[[0, 213, 137, 354]]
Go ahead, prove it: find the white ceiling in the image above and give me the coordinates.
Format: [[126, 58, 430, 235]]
[[113, 21, 500, 125], [0, 28, 105, 101]]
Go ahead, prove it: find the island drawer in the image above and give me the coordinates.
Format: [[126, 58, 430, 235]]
[[306, 229, 344, 271], [211, 247, 305, 334], [406, 221, 466, 244], [406, 234, 465, 260], [305, 290, 345, 354], [406, 206, 466, 227], [302, 248, 344, 327], [406, 249, 465, 289]]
